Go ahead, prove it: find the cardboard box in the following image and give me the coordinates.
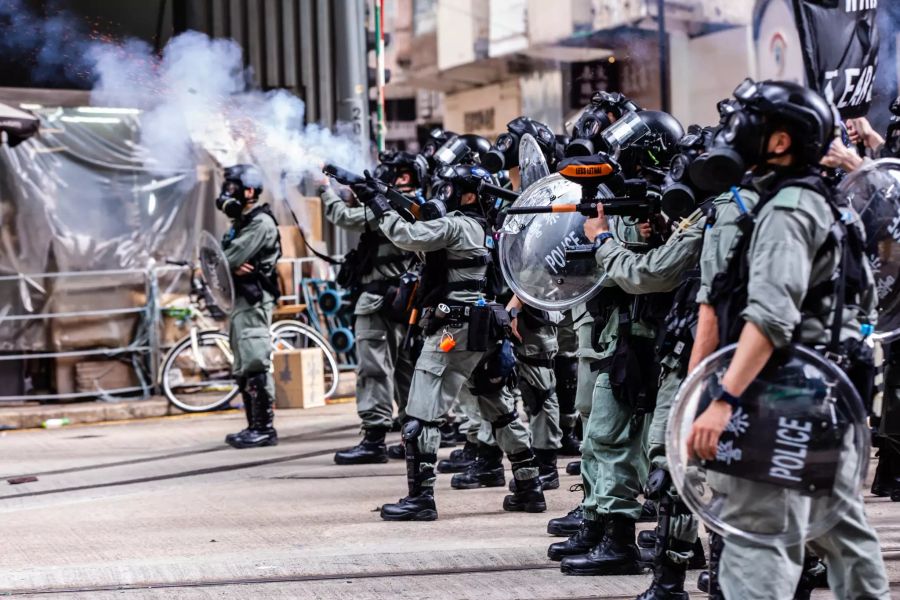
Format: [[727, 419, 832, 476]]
[[273, 348, 325, 409], [75, 360, 138, 393]]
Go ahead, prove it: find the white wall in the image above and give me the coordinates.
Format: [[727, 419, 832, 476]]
[[670, 26, 757, 127]]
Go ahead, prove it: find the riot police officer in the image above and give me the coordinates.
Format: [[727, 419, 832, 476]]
[[354, 164, 546, 521], [323, 152, 424, 464], [551, 110, 686, 578], [688, 79, 889, 599], [219, 165, 282, 449]]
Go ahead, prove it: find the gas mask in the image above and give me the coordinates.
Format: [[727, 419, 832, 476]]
[[482, 117, 557, 173], [565, 91, 641, 157], [690, 78, 836, 193], [422, 164, 493, 220], [659, 126, 717, 219], [216, 164, 264, 219]]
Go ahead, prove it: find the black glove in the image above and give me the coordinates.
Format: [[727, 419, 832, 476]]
[[351, 180, 393, 219]]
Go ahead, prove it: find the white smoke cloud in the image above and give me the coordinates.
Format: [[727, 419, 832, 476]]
[[88, 31, 369, 194]]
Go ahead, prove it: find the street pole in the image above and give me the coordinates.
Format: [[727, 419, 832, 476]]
[[657, 0, 670, 113], [333, 0, 370, 154], [374, 0, 387, 152]]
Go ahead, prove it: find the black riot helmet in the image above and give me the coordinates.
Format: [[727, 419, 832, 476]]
[[691, 78, 836, 192], [565, 91, 641, 157], [432, 133, 491, 167], [422, 163, 493, 221], [482, 117, 557, 173], [216, 164, 264, 219], [613, 110, 685, 181], [420, 128, 458, 168], [374, 150, 429, 189]]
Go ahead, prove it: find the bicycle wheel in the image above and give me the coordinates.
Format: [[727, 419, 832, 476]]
[[270, 320, 341, 398], [160, 330, 239, 412]]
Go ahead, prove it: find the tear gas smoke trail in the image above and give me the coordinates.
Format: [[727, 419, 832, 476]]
[[0, 0, 369, 197]]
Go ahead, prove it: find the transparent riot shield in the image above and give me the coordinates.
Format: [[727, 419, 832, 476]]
[[499, 173, 615, 311], [837, 158, 900, 336], [198, 230, 235, 313], [518, 133, 550, 192], [667, 343, 870, 547]]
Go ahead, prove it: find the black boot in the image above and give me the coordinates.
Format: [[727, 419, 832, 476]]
[[547, 483, 586, 536], [502, 449, 547, 512], [566, 460, 581, 476], [639, 499, 658, 522], [636, 488, 691, 600], [439, 422, 458, 448], [559, 430, 581, 457], [437, 440, 477, 473], [636, 542, 691, 600], [227, 374, 278, 448], [380, 419, 438, 521], [386, 443, 405, 460], [548, 517, 604, 561], [510, 448, 559, 491], [225, 377, 251, 446], [548, 504, 584, 536], [871, 439, 900, 496], [699, 532, 724, 599], [451, 443, 505, 489], [560, 515, 643, 576], [334, 427, 390, 464]]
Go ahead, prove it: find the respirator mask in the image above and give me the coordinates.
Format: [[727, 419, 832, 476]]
[[566, 91, 641, 157], [659, 126, 716, 219], [422, 164, 492, 221], [689, 78, 835, 193], [482, 117, 556, 173], [216, 164, 264, 219]]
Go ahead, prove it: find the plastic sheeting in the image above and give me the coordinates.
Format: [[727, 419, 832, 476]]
[[0, 107, 218, 351]]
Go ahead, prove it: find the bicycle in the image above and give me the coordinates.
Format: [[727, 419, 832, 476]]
[[158, 261, 340, 413]]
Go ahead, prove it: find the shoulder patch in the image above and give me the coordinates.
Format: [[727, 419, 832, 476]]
[[770, 188, 802, 211]]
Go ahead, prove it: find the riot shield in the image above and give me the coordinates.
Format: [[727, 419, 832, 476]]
[[667, 343, 869, 547], [837, 158, 900, 335], [518, 133, 550, 192], [499, 173, 614, 311], [198, 231, 235, 313]]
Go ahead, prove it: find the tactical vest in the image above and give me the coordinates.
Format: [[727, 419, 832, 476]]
[[417, 206, 504, 309], [336, 228, 412, 298], [708, 170, 868, 351], [232, 204, 281, 301]]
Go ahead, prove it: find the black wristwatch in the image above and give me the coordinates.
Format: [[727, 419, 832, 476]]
[[708, 376, 741, 410], [594, 232, 614, 249]]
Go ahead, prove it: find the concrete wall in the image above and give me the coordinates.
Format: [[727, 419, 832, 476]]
[[443, 80, 522, 138], [670, 26, 756, 127]]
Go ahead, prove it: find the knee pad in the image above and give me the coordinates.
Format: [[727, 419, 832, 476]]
[[644, 467, 672, 501], [490, 410, 519, 431], [401, 418, 424, 444]]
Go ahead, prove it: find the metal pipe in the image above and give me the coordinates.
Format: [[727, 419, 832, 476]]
[[374, 0, 386, 152], [0, 307, 145, 322], [657, 0, 670, 113], [0, 346, 153, 362]]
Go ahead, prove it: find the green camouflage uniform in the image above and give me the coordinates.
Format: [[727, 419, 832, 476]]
[[591, 197, 734, 564], [378, 210, 538, 488], [223, 204, 280, 400], [322, 189, 415, 430], [505, 308, 561, 451], [700, 179, 889, 599]]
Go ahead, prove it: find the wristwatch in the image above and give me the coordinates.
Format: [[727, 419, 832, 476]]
[[708, 376, 741, 410], [594, 232, 614, 249], [509, 307, 521, 319]]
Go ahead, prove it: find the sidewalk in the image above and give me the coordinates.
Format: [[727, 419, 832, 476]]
[[0, 397, 183, 430]]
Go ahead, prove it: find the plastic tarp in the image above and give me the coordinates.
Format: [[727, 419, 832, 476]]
[[0, 107, 218, 352]]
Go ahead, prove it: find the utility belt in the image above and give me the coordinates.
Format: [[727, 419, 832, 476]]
[[234, 268, 279, 305], [811, 338, 876, 414], [419, 301, 511, 352], [516, 353, 555, 369]]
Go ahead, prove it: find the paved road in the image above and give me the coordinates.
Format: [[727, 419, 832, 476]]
[[1, 404, 897, 599]]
